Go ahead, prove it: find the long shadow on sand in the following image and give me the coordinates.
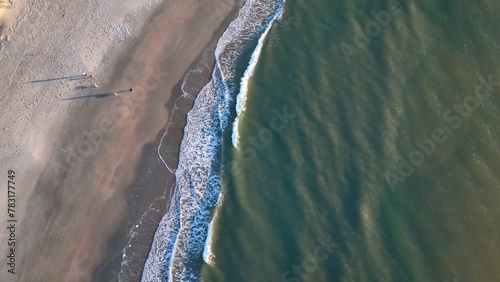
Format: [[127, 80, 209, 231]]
[[60, 93, 115, 100], [60, 89, 132, 100], [25, 75, 87, 84]]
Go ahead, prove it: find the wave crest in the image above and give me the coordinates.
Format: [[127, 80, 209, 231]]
[[141, 1, 285, 281]]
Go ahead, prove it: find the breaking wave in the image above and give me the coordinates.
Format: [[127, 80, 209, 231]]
[[141, 1, 286, 281], [232, 10, 283, 148]]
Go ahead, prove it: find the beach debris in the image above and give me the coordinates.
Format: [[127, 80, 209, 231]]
[[113, 92, 118, 96], [129, 88, 133, 92], [92, 83, 98, 88]]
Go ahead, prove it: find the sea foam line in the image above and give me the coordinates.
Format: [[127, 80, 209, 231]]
[[142, 1, 286, 281], [232, 9, 284, 148]]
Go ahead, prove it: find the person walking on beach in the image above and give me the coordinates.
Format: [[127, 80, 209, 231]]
[[83, 72, 94, 79], [114, 88, 132, 96]]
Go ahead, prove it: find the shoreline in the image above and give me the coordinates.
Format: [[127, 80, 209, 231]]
[[141, 1, 287, 280], [0, 0, 236, 281], [93, 5, 240, 279]]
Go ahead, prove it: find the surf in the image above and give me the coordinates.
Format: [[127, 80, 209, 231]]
[[142, 1, 286, 281], [232, 7, 285, 148]]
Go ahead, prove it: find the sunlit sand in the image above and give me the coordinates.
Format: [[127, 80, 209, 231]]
[[0, 0, 235, 280]]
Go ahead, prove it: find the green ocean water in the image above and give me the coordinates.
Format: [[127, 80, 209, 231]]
[[203, 0, 500, 281]]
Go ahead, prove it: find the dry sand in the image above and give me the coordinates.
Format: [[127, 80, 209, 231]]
[[0, 0, 235, 281]]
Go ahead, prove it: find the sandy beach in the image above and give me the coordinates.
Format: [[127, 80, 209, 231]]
[[0, 0, 235, 281]]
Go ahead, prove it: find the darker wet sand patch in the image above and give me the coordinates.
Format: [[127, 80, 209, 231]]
[[92, 5, 239, 280]]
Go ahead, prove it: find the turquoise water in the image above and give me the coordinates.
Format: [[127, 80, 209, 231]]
[[203, 0, 500, 281]]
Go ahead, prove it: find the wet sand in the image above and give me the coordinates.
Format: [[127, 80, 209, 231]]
[[0, 0, 235, 281], [93, 12, 238, 281]]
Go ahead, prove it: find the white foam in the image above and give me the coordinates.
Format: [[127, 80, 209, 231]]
[[232, 9, 284, 148], [202, 220, 215, 266], [142, 1, 286, 281]]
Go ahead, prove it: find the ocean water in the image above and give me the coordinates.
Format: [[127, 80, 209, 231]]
[[142, 1, 286, 281], [145, 0, 500, 281]]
